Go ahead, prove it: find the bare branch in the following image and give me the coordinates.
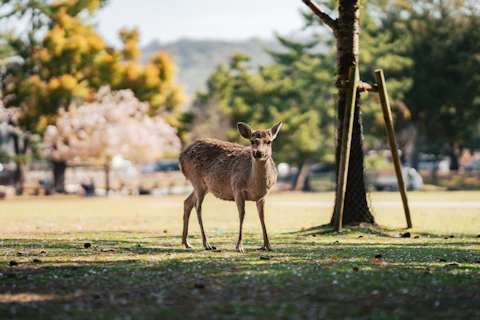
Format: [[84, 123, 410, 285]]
[[301, 0, 337, 33], [357, 81, 378, 93], [335, 79, 379, 93]]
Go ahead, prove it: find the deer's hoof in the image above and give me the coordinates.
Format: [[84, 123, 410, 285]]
[[182, 241, 193, 249], [204, 244, 215, 250], [258, 245, 274, 251], [236, 246, 244, 253]]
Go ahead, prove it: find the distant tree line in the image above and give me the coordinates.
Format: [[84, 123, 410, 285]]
[[0, 0, 479, 197], [187, 0, 480, 174]]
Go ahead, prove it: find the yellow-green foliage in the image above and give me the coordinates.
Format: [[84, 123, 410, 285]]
[[4, 0, 184, 133]]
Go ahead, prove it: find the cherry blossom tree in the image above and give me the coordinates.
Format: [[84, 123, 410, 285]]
[[43, 86, 181, 192], [0, 74, 29, 194]]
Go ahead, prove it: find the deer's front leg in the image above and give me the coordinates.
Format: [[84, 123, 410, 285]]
[[256, 198, 273, 251], [234, 194, 246, 253]]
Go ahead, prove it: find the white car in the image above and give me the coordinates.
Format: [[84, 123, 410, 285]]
[[372, 167, 423, 191]]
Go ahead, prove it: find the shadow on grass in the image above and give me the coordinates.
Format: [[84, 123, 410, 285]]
[[294, 223, 477, 239], [1, 230, 479, 320]]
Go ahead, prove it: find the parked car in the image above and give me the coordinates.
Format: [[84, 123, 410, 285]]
[[464, 158, 480, 171], [371, 167, 423, 191], [417, 153, 451, 172], [142, 159, 180, 174], [138, 159, 188, 195]]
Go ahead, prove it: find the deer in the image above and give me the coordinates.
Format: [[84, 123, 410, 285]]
[[179, 121, 282, 252]]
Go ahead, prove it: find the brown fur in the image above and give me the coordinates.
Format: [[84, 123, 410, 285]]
[[179, 121, 282, 252]]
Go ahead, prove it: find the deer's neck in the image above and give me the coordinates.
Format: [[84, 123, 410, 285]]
[[250, 157, 276, 191]]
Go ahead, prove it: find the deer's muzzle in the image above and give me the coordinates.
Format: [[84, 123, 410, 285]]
[[252, 149, 264, 159]]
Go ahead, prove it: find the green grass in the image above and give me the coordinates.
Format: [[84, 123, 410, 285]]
[[1, 191, 479, 319]]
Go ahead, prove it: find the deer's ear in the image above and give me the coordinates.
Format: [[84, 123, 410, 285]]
[[269, 121, 282, 140], [237, 122, 253, 139]]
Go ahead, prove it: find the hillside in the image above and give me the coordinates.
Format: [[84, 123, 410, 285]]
[[141, 38, 283, 102]]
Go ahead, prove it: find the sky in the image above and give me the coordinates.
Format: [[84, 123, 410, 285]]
[[94, 0, 308, 47]]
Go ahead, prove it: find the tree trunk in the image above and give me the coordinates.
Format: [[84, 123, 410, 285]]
[[53, 160, 67, 193], [295, 162, 310, 191], [104, 164, 110, 193], [332, 0, 374, 225], [448, 141, 459, 171], [408, 122, 425, 170], [12, 133, 30, 195]]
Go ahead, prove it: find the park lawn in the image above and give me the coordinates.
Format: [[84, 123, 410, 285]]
[[0, 191, 479, 319]]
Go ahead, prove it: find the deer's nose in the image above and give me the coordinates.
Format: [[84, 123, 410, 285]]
[[252, 149, 263, 158]]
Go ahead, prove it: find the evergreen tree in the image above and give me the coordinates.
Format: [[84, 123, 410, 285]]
[[191, 36, 336, 190], [381, 0, 480, 170]]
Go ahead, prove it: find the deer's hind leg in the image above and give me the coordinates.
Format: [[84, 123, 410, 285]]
[[193, 183, 214, 250], [182, 191, 196, 248]]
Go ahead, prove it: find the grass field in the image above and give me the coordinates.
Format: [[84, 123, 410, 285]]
[[1, 191, 479, 319]]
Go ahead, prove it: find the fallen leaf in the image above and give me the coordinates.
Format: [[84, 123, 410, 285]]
[[213, 250, 222, 253], [84, 243, 92, 249], [9, 260, 18, 266], [375, 254, 383, 259], [358, 235, 363, 238], [330, 256, 339, 261], [33, 259, 41, 263], [353, 266, 360, 272], [401, 232, 411, 238], [414, 235, 420, 239], [260, 256, 271, 260], [372, 258, 380, 263], [17, 252, 24, 256]]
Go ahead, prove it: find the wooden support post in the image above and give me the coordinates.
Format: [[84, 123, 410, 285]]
[[374, 69, 413, 228], [334, 66, 358, 232]]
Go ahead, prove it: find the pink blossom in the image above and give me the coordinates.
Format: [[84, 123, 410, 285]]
[[43, 86, 181, 163]]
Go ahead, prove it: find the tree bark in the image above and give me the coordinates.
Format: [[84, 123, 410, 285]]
[[12, 133, 30, 195], [332, 0, 374, 225], [408, 122, 425, 170], [294, 162, 310, 191], [291, 162, 304, 190], [53, 160, 67, 193], [104, 164, 110, 193], [448, 141, 459, 171]]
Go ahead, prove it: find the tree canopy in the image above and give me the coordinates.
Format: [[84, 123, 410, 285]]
[[1, 0, 184, 134], [43, 86, 181, 165], [191, 35, 336, 167]]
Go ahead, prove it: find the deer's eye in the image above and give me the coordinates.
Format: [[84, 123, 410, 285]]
[[266, 141, 271, 145]]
